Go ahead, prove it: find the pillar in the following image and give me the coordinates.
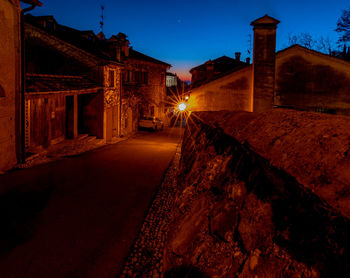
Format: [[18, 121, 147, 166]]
[[73, 94, 78, 138]]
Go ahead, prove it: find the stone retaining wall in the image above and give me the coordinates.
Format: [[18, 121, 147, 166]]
[[163, 109, 350, 277]]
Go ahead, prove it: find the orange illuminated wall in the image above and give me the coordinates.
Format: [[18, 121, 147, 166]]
[[0, 0, 21, 171], [189, 65, 253, 112]]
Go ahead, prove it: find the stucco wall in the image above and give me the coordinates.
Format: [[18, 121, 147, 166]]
[[276, 47, 350, 115], [189, 66, 253, 112], [0, 0, 20, 171]]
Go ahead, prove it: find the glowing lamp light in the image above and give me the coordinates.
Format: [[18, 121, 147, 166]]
[[185, 96, 189, 100], [178, 102, 187, 111]]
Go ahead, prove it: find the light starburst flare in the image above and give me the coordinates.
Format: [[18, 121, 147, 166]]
[[165, 85, 192, 128], [178, 102, 187, 111]]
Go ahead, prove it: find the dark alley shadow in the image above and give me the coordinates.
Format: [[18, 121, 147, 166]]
[[0, 184, 54, 256], [164, 266, 209, 278]]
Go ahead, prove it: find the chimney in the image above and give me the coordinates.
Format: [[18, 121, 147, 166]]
[[205, 60, 214, 80], [246, 57, 250, 64], [108, 35, 122, 61], [109, 33, 130, 61], [251, 14, 280, 112], [117, 33, 130, 58], [123, 42, 130, 57], [235, 52, 241, 61], [116, 47, 121, 61]]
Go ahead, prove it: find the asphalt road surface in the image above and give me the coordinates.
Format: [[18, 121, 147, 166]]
[[0, 127, 183, 278]]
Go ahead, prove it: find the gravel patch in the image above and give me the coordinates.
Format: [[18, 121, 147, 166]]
[[120, 144, 181, 278]]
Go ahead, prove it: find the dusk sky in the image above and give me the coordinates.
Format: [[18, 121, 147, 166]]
[[28, 0, 350, 81]]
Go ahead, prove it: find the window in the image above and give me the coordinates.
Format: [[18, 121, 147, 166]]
[[123, 70, 147, 84], [135, 71, 141, 83], [123, 71, 127, 82], [0, 84, 4, 97], [109, 70, 115, 87], [143, 72, 148, 84]]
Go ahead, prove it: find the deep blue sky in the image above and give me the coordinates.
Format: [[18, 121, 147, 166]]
[[29, 0, 349, 80]]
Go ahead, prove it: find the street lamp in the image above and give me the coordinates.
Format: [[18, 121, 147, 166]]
[[178, 102, 187, 112]]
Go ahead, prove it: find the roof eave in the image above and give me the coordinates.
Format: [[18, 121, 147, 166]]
[[21, 0, 42, 7]]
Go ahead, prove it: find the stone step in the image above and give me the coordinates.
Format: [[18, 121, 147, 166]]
[[86, 136, 97, 143], [76, 134, 89, 141]]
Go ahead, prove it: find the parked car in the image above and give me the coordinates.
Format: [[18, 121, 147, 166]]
[[155, 118, 164, 130], [138, 116, 157, 131]]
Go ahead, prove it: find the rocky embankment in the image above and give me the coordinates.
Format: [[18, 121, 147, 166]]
[[163, 109, 350, 277]]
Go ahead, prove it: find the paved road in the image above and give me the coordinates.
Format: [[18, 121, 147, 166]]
[[0, 128, 183, 278]]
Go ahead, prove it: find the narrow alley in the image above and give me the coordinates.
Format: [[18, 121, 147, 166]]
[[0, 128, 183, 278]]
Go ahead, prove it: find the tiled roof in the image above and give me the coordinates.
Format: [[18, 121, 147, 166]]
[[276, 44, 350, 66], [191, 64, 250, 89], [25, 14, 170, 68], [21, 0, 42, 6], [129, 49, 171, 67], [191, 56, 246, 73], [250, 14, 280, 26], [26, 74, 101, 93], [190, 56, 248, 88], [24, 14, 116, 62]]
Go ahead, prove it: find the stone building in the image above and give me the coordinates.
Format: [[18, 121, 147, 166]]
[[189, 15, 279, 113], [189, 15, 350, 116], [105, 32, 170, 135], [275, 45, 350, 115], [0, 0, 21, 171], [190, 54, 249, 89], [22, 14, 169, 155], [122, 47, 170, 135], [24, 15, 123, 153], [0, 9, 169, 167], [166, 72, 178, 88]]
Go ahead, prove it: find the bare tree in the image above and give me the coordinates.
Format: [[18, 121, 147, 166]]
[[336, 7, 350, 44], [299, 33, 314, 49], [315, 36, 326, 52], [315, 36, 333, 54], [287, 33, 333, 54], [287, 32, 314, 49], [287, 33, 298, 46]]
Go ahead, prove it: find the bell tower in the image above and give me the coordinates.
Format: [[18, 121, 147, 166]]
[[251, 15, 280, 112]]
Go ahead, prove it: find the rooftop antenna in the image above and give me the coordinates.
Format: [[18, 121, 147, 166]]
[[100, 5, 104, 33], [247, 33, 252, 59]]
